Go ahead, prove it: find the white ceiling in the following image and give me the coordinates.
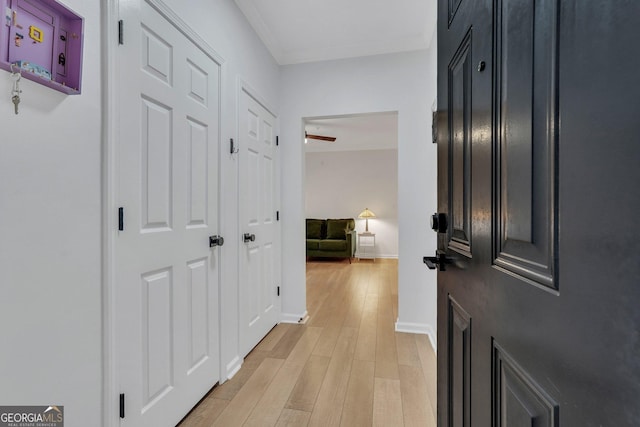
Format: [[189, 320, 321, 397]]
[[233, 0, 438, 65], [233, 2, 428, 151], [304, 113, 398, 153]]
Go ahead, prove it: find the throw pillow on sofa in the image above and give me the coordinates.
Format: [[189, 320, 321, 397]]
[[306, 219, 325, 239], [326, 219, 351, 239]]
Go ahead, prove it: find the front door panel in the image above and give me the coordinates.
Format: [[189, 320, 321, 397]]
[[436, 0, 640, 425]]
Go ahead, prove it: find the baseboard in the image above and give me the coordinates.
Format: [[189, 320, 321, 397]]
[[355, 254, 399, 259], [395, 320, 437, 354], [281, 310, 308, 324], [225, 356, 242, 381], [298, 314, 309, 324], [427, 328, 437, 354]]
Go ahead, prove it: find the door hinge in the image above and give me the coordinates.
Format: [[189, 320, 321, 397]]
[[276, 136, 279, 146], [118, 20, 124, 45], [276, 211, 280, 221], [118, 207, 124, 231], [119, 393, 125, 418], [277, 286, 280, 296]]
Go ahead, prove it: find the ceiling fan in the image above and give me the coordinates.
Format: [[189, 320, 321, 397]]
[[305, 131, 336, 143]]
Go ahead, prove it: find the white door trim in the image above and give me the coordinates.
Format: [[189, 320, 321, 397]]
[[237, 78, 278, 119], [102, 2, 119, 425], [141, 0, 225, 65], [103, 2, 225, 425]]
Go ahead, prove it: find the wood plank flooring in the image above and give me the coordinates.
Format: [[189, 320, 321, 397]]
[[179, 259, 436, 427]]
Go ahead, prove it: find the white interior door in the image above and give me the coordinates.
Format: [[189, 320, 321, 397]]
[[115, 1, 221, 426], [239, 88, 280, 357]]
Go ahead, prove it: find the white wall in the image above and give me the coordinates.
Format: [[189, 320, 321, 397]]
[[280, 43, 438, 340], [0, 1, 102, 425], [305, 149, 399, 257]]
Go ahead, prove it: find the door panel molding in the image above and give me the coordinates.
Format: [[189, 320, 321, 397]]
[[141, 267, 174, 410], [186, 118, 210, 229], [448, 296, 471, 427], [447, 28, 473, 258], [187, 257, 211, 374], [493, 0, 559, 290], [144, 0, 224, 66], [448, 0, 464, 27], [493, 341, 559, 427], [140, 95, 173, 232]]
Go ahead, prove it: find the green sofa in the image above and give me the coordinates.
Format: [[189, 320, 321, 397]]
[[306, 218, 357, 263]]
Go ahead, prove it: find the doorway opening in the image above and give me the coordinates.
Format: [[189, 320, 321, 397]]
[[303, 111, 399, 308]]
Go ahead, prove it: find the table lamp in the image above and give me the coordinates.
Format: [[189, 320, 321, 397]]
[[358, 208, 376, 233]]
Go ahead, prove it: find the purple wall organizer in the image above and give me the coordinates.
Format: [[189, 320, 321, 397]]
[[1, 0, 83, 95]]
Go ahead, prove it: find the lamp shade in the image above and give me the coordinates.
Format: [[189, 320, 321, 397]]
[[358, 208, 376, 219], [358, 208, 376, 232]]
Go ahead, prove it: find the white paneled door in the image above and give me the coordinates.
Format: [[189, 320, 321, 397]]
[[115, 1, 221, 426], [239, 88, 280, 357]]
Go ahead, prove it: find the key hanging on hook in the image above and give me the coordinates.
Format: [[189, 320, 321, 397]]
[[10, 64, 22, 115]]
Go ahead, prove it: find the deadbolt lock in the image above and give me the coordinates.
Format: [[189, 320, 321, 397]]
[[430, 213, 448, 234]]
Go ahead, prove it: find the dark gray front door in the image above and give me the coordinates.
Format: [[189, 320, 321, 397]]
[[434, 0, 640, 425]]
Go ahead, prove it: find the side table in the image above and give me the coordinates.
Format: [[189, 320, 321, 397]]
[[357, 232, 376, 261]]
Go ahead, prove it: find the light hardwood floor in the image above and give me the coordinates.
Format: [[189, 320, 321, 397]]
[[179, 259, 437, 427]]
